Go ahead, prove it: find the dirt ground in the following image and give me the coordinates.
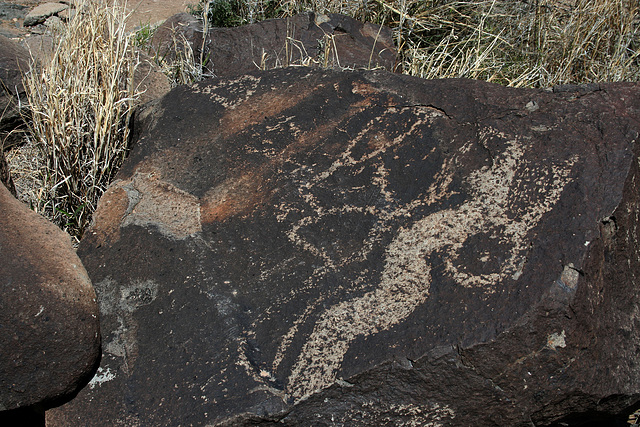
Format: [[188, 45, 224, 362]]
[[0, 0, 193, 40]]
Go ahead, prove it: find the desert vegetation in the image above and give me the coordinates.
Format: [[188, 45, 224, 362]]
[[11, 0, 640, 241], [20, 0, 139, 239], [190, 0, 640, 86]]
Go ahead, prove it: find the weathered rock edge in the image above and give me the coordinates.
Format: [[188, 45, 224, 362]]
[[48, 69, 640, 426], [0, 183, 101, 412], [0, 34, 30, 150], [151, 11, 397, 79], [0, 149, 15, 196]]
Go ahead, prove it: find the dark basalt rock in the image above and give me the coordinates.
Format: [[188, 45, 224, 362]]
[[0, 182, 101, 413], [0, 34, 29, 149], [47, 68, 640, 425], [151, 12, 396, 79]]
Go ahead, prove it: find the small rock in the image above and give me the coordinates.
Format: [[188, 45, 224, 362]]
[[23, 3, 68, 27], [43, 15, 63, 29]]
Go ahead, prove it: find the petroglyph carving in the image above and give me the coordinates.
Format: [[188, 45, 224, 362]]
[[193, 74, 263, 110], [274, 127, 577, 400], [96, 278, 159, 373]]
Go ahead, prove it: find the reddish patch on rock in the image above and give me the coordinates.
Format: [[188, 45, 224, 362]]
[[87, 186, 128, 247], [200, 171, 268, 223]]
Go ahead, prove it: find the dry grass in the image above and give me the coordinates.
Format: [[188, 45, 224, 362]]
[[195, 0, 640, 87], [8, 0, 639, 242], [252, 25, 347, 70], [139, 2, 213, 87], [22, 0, 140, 239], [154, 28, 208, 87], [396, 0, 640, 87]]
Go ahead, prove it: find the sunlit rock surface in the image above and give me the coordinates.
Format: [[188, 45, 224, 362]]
[[48, 68, 640, 425]]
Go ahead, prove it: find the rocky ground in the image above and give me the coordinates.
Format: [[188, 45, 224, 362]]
[[0, 0, 38, 40], [0, 0, 190, 41]]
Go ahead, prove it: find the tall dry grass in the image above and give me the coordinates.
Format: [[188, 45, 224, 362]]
[[23, 0, 140, 239], [397, 0, 640, 87]]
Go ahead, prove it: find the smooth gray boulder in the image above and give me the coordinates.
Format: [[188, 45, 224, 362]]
[[23, 3, 68, 27]]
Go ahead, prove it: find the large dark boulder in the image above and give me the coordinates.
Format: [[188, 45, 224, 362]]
[[151, 12, 396, 79], [0, 183, 101, 413], [47, 69, 640, 425]]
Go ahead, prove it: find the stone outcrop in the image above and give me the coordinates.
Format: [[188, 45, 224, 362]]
[[47, 69, 640, 425], [21, 34, 55, 66], [133, 53, 172, 105], [23, 3, 69, 27], [123, 0, 193, 32], [151, 12, 396, 79], [0, 182, 101, 412], [0, 34, 29, 149]]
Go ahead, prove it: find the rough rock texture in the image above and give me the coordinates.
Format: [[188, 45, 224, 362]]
[[133, 53, 171, 106], [0, 148, 14, 196], [0, 33, 29, 149], [151, 12, 396, 79], [47, 69, 640, 426], [0, 2, 27, 39], [122, 0, 192, 32], [21, 33, 55, 65], [23, 2, 68, 27], [0, 182, 101, 411]]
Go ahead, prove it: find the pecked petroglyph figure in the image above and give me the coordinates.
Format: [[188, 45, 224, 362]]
[[276, 130, 577, 401], [96, 75, 580, 408]]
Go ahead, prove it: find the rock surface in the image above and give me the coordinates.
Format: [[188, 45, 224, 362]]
[[47, 69, 640, 425], [151, 12, 396, 79], [0, 182, 101, 411], [20, 32, 54, 64], [0, 1, 28, 39], [124, 0, 191, 31], [133, 53, 172, 105], [23, 2, 67, 27], [0, 33, 29, 149], [0, 149, 14, 196]]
